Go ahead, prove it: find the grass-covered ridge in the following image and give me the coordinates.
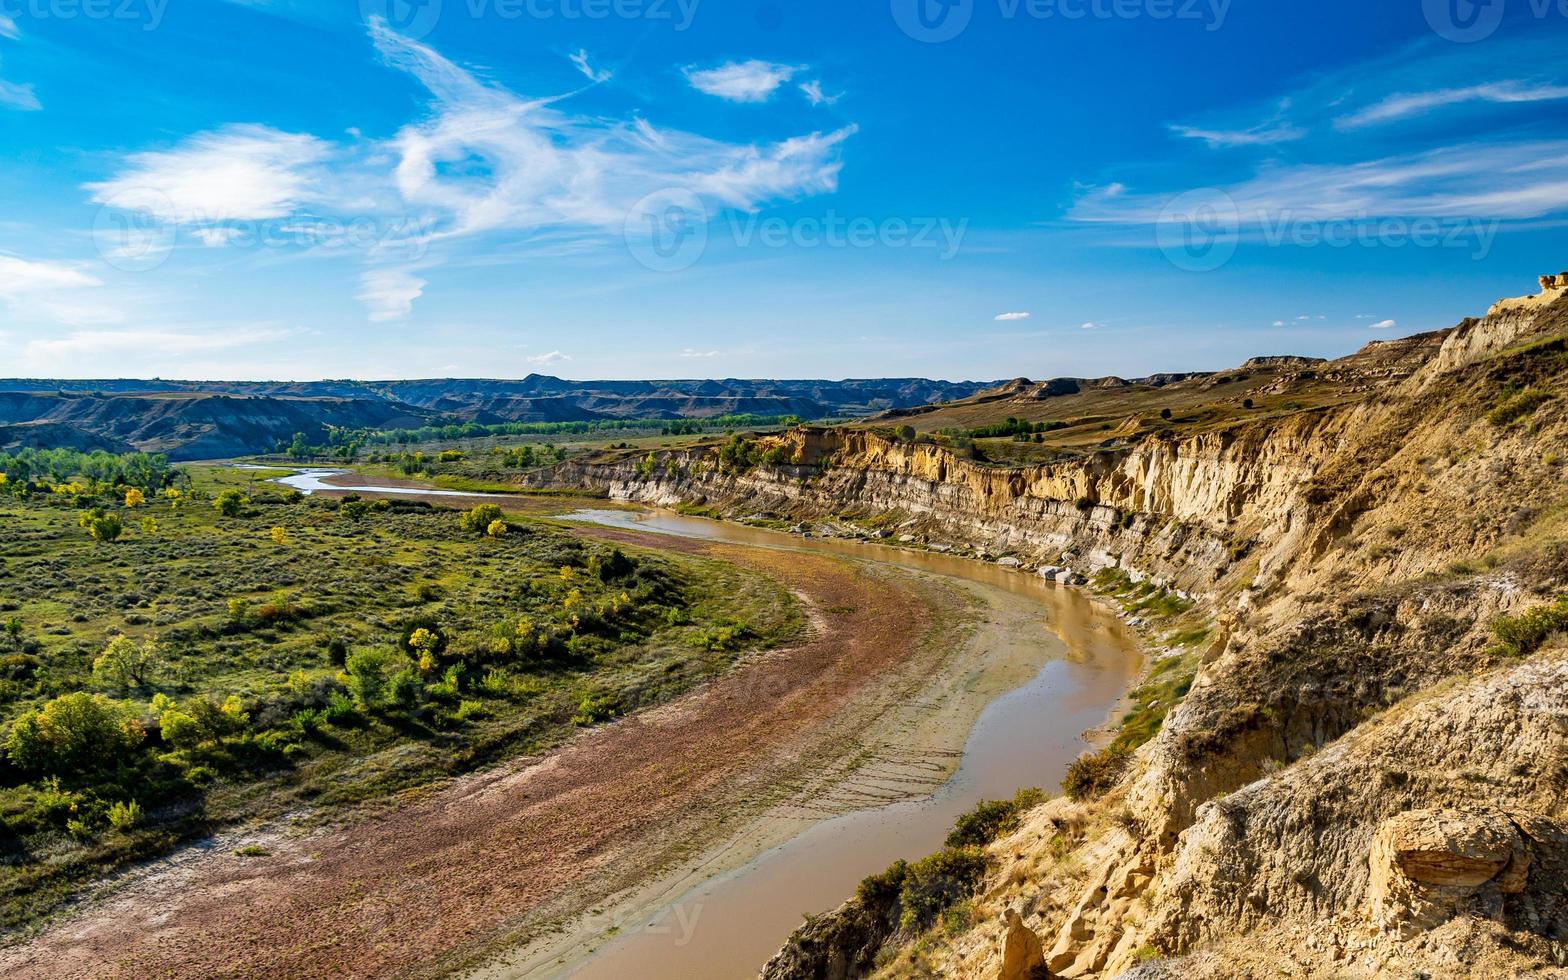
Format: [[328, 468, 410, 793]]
[[0, 460, 799, 931]]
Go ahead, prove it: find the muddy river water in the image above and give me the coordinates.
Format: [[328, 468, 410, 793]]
[[262, 469, 1141, 979]]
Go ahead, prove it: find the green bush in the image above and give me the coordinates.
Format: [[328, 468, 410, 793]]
[[344, 648, 400, 707], [1492, 598, 1568, 658], [572, 692, 620, 726], [461, 504, 505, 534], [944, 788, 1046, 849], [214, 489, 247, 517], [107, 799, 144, 831], [1488, 387, 1555, 427], [898, 846, 988, 932], [1063, 744, 1130, 801], [856, 859, 908, 907], [5, 693, 144, 779]]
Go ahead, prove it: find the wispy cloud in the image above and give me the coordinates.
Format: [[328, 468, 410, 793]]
[[799, 80, 841, 107], [569, 49, 612, 84], [1339, 81, 1568, 129], [0, 255, 100, 294], [680, 348, 721, 357], [526, 350, 571, 366], [1369, 319, 1397, 330], [0, 13, 18, 40], [994, 311, 1031, 321], [0, 50, 39, 112], [1073, 141, 1568, 225], [371, 22, 854, 240], [357, 267, 426, 323], [1080, 321, 1100, 330], [1170, 101, 1302, 148], [16, 325, 298, 375], [685, 60, 801, 103]]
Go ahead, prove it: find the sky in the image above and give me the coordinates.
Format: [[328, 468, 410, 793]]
[[0, 0, 1566, 382]]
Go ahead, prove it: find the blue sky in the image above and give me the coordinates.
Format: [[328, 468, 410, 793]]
[[0, 0, 1566, 381]]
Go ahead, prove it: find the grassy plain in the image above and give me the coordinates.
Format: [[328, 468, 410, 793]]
[[0, 462, 799, 932]]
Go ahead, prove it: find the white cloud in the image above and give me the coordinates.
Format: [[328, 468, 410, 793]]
[[357, 267, 426, 322], [371, 23, 854, 241], [1369, 319, 1397, 330], [1272, 320, 1286, 327], [994, 312, 1031, 321], [526, 350, 571, 366], [680, 348, 721, 357], [0, 255, 101, 295], [17, 325, 297, 375], [569, 49, 612, 84], [85, 124, 332, 223], [0, 13, 18, 39], [1339, 82, 1568, 129], [1080, 321, 1100, 330], [1170, 99, 1302, 148], [800, 80, 841, 107], [684, 60, 801, 103], [1072, 141, 1568, 225], [0, 63, 40, 111]]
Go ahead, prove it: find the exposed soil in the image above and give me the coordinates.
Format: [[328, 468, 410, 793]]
[[0, 531, 952, 980]]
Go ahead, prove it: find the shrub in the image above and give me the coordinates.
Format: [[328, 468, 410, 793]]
[[486, 519, 508, 539], [898, 846, 987, 932], [1063, 744, 1130, 801], [108, 799, 144, 831], [461, 504, 505, 534], [5, 692, 145, 778], [158, 696, 249, 749], [856, 859, 908, 907], [944, 788, 1046, 849], [1488, 387, 1554, 427], [572, 691, 620, 726], [88, 513, 124, 543], [1492, 598, 1568, 658], [214, 489, 247, 518], [344, 648, 399, 707]]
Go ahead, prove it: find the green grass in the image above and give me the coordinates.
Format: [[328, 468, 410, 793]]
[[0, 469, 800, 931]]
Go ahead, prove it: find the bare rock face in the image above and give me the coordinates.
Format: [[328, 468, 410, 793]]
[[999, 908, 1049, 980], [1369, 808, 1531, 937]]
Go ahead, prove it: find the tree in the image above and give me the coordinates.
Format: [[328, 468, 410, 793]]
[[461, 504, 505, 534], [141, 517, 158, 535], [271, 526, 288, 546], [157, 695, 248, 749], [4, 692, 144, 778], [88, 514, 123, 543], [124, 488, 146, 508], [486, 519, 507, 539], [214, 489, 247, 517], [344, 648, 398, 707], [896, 425, 917, 442], [93, 635, 163, 690]]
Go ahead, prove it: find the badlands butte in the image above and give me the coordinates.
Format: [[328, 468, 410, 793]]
[[546, 274, 1568, 978]]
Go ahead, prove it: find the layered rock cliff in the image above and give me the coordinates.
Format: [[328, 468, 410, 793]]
[[550, 283, 1568, 978]]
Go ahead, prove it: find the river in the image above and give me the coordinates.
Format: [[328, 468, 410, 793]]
[[259, 467, 1140, 979]]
